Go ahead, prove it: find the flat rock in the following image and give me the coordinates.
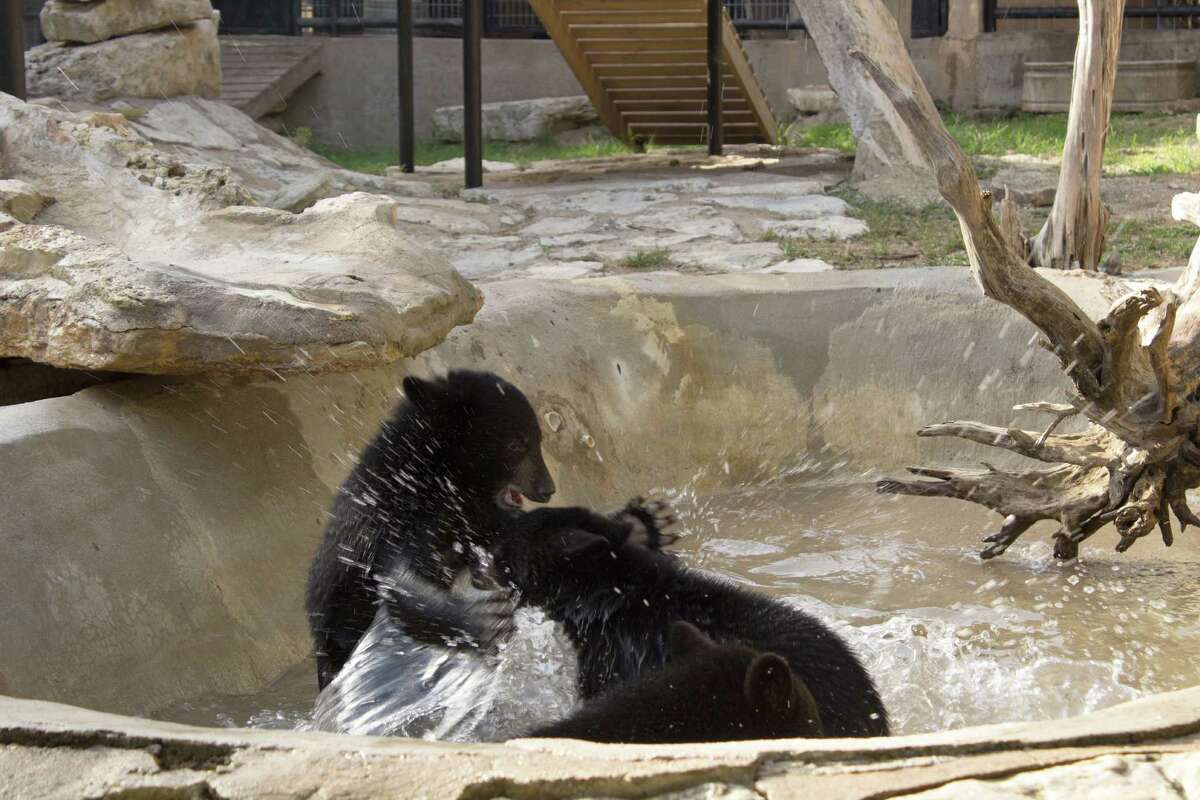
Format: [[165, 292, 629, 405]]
[[26, 16, 221, 101], [702, 194, 850, 218], [521, 216, 593, 236], [764, 216, 868, 241], [788, 85, 842, 114], [421, 157, 518, 174], [0, 194, 482, 375], [674, 241, 783, 272], [1173, 192, 1200, 227], [432, 96, 600, 143], [759, 258, 835, 274], [0, 180, 52, 223], [40, 0, 214, 44]]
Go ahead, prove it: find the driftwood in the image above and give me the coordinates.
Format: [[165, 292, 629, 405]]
[[1029, 0, 1127, 271], [812, 1, 1200, 559]]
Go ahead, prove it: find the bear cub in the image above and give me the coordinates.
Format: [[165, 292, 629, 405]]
[[530, 621, 823, 743], [494, 516, 890, 738], [305, 370, 557, 689]]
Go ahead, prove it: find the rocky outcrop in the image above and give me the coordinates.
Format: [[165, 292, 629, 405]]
[[0, 93, 480, 376], [26, 16, 222, 101], [0, 194, 481, 374], [39, 0, 215, 44], [432, 96, 600, 143], [0, 180, 52, 223]]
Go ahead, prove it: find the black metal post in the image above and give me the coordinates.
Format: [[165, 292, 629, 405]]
[[290, 0, 302, 35], [463, 0, 483, 189], [1, 0, 25, 100], [983, 0, 997, 33], [398, 0, 414, 173], [707, 0, 723, 155]]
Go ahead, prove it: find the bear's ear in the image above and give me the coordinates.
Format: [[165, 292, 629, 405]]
[[667, 621, 715, 659], [744, 653, 798, 717], [402, 375, 446, 411]]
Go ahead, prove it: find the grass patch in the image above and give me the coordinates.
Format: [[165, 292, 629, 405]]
[[618, 247, 673, 270], [1105, 217, 1196, 270], [774, 189, 968, 269], [311, 133, 640, 174], [782, 112, 1200, 176]]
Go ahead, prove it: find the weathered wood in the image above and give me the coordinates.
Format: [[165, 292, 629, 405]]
[[1029, 0, 1126, 270], [796, 0, 932, 181], [823, 0, 1200, 559], [532, 0, 773, 144]]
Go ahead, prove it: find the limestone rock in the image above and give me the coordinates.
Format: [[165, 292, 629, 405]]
[[0, 180, 52, 223], [759, 258, 835, 274], [788, 85, 842, 114], [421, 157, 518, 174], [26, 16, 221, 101], [0, 194, 482, 375], [764, 216, 868, 241], [432, 96, 600, 143], [40, 0, 215, 44]]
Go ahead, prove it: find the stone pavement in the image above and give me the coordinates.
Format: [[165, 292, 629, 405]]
[[387, 155, 868, 283]]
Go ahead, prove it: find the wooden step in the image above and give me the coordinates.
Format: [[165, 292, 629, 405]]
[[527, 0, 775, 146]]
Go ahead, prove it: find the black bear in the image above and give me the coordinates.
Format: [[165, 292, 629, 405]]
[[494, 517, 890, 738], [305, 370, 558, 689], [529, 621, 823, 743]]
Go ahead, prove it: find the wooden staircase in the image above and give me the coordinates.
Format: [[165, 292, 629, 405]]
[[527, 0, 776, 146]]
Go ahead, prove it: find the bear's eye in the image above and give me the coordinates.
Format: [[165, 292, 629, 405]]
[[507, 440, 526, 454]]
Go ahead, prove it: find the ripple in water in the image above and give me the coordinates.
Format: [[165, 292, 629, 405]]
[[154, 482, 1200, 737]]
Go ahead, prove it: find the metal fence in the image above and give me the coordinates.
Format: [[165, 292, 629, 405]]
[[288, 0, 802, 37], [985, 1, 1200, 32]]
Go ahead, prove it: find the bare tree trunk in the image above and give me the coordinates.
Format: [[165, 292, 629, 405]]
[[797, 1, 933, 183], [1028, 0, 1127, 270], [795, 0, 1200, 560]]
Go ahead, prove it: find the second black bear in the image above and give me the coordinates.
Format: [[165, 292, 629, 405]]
[[305, 370, 557, 689], [529, 621, 823, 743], [494, 517, 890, 738]]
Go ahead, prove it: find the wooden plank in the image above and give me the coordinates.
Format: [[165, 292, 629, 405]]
[[577, 38, 707, 52], [608, 88, 745, 99], [620, 109, 755, 118], [568, 23, 707, 38], [561, 11, 701, 24], [587, 49, 708, 64], [555, 0, 701, 8], [527, 0, 624, 140], [600, 76, 733, 89], [718, 6, 775, 143]]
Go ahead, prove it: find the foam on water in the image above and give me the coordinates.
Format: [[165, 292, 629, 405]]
[[154, 481, 1200, 737]]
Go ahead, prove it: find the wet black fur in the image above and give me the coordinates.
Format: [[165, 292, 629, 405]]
[[305, 370, 555, 689], [494, 521, 891, 738], [530, 621, 824, 743]]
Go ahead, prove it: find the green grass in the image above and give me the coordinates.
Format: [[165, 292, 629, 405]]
[[782, 112, 1200, 176], [312, 133, 639, 174], [1105, 217, 1196, 269], [769, 188, 969, 269], [618, 247, 674, 270], [767, 189, 1194, 271]]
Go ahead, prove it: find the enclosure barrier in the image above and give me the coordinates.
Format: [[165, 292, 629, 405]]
[[983, 2, 1200, 33]]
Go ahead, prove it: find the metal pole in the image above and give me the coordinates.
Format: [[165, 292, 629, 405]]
[[982, 0, 997, 33], [1, 0, 26, 100], [707, 0, 723, 155], [398, 0, 414, 172], [463, 0, 483, 189]]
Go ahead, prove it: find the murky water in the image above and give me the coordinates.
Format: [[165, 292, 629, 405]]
[[156, 482, 1200, 737]]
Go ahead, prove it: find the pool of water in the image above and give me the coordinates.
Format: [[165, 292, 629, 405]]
[[155, 482, 1200, 737]]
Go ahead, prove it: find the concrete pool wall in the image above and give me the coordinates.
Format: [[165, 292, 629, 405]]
[[3, 268, 1197, 797]]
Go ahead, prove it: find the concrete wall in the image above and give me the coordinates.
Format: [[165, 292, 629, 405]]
[[283, 35, 832, 149], [284, 23, 1200, 150], [3, 268, 1185, 717]]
